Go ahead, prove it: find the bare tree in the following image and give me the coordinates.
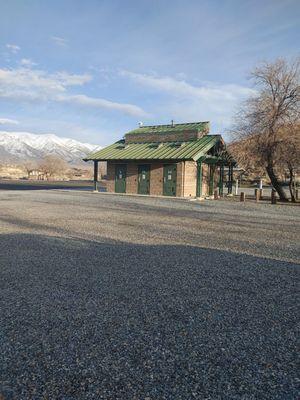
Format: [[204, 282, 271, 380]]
[[232, 58, 300, 201], [277, 124, 300, 202], [228, 137, 265, 180], [38, 155, 67, 180], [23, 161, 37, 179]]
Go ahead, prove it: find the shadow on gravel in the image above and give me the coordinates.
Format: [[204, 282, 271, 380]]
[[0, 233, 298, 399], [0, 181, 98, 191]]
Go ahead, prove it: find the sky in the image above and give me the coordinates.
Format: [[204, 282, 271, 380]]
[[0, 0, 299, 146]]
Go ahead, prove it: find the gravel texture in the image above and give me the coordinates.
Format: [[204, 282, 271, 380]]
[[0, 190, 299, 399]]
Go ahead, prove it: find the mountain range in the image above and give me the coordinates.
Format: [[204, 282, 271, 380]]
[[0, 131, 100, 164]]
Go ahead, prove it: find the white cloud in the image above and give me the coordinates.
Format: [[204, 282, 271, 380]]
[[121, 70, 255, 101], [120, 70, 256, 130], [6, 44, 20, 53], [20, 58, 37, 68], [0, 118, 19, 125], [54, 71, 92, 86], [57, 94, 147, 117], [51, 36, 68, 47], [0, 67, 147, 117]]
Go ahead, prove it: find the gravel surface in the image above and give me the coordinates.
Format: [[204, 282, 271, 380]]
[[0, 190, 299, 399]]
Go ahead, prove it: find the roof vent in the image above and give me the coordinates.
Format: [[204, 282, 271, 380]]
[[172, 142, 184, 148]]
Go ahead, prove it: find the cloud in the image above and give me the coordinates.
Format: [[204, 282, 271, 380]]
[[0, 68, 76, 97], [6, 44, 20, 53], [53, 71, 92, 86], [57, 94, 148, 117], [120, 70, 256, 130], [20, 58, 37, 68], [0, 118, 19, 125], [51, 36, 68, 47], [121, 70, 255, 101], [0, 67, 147, 117]]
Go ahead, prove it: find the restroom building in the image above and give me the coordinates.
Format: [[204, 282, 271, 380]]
[[84, 121, 235, 198]]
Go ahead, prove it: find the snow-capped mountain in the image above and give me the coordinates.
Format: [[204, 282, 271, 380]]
[[0, 131, 100, 164]]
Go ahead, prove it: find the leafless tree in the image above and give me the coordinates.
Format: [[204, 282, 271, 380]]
[[23, 161, 38, 179], [231, 58, 300, 201], [38, 155, 67, 180], [277, 124, 300, 202]]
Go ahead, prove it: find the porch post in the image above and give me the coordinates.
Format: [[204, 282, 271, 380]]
[[219, 165, 224, 196], [209, 164, 215, 196], [227, 164, 233, 194], [93, 160, 98, 192], [196, 161, 202, 198]]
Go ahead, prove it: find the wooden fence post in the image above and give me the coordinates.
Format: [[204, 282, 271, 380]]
[[235, 179, 239, 195], [214, 189, 219, 200], [255, 189, 260, 202], [271, 189, 277, 204], [240, 192, 245, 202]]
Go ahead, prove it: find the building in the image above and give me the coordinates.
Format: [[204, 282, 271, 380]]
[[84, 121, 236, 198], [28, 169, 46, 180]]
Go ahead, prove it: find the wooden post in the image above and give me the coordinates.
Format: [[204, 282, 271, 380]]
[[235, 179, 239, 195], [259, 179, 263, 200], [93, 160, 98, 192], [295, 189, 298, 200], [227, 164, 233, 195], [240, 192, 245, 202], [271, 189, 277, 204], [255, 189, 260, 202], [214, 189, 219, 200], [196, 161, 202, 198], [219, 165, 224, 196], [209, 164, 215, 196]]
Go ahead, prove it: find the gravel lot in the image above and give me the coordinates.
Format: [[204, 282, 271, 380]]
[[0, 190, 299, 399]]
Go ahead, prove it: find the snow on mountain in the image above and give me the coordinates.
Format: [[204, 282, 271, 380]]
[[0, 131, 100, 164]]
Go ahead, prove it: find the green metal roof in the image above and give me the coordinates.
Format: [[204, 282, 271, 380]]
[[85, 134, 220, 161], [125, 121, 209, 135]]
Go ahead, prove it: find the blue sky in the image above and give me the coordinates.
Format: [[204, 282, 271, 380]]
[[0, 0, 299, 145]]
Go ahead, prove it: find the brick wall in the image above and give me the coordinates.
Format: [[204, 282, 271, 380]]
[[201, 163, 210, 196], [149, 162, 164, 196], [182, 161, 197, 197], [125, 130, 208, 144], [106, 161, 115, 192], [106, 160, 199, 197], [176, 162, 184, 197], [126, 163, 138, 194]]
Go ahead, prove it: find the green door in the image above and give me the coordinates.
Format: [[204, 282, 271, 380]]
[[115, 164, 126, 193], [138, 164, 150, 195], [163, 164, 177, 196]]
